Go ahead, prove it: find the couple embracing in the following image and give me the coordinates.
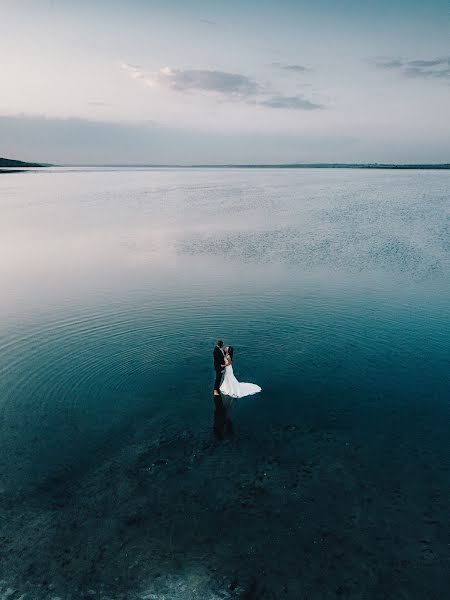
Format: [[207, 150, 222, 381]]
[[213, 340, 261, 399]]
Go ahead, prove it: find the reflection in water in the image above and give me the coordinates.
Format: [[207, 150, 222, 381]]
[[213, 394, 234, 439]]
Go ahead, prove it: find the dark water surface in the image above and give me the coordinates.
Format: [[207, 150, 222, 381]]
[[0, 168, 449, 599]]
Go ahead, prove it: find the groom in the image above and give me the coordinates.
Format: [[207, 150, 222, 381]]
[[213, 339, 226, 396]]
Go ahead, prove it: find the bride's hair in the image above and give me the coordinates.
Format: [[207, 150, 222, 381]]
[[227, 346, 234, 360]]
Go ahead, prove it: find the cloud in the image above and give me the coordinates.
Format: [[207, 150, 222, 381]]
[[155, 67, 261, 97], [121, 62, 260, 98], [88, 101, 110, 107], [199, 18, 216, 25], [272, 63, 311, 73], [373, 58, 403, 69], [404, 65, 450, 79], [259, 95, 322, 110], [372, 56, 450, 80], [408, 58, 446, 68], [284, 64, 310, 73], [121, 62, 323, 110]]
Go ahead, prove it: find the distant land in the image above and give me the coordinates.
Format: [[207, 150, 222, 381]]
[[68, 163, 450, 169], [195, 163, 450, 169], [0, 157, 45, 168]]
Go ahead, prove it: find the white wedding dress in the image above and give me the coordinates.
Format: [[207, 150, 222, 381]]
[[220, 362, 261, 398]]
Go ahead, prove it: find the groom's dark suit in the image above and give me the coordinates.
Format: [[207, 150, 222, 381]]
[[213, 345, 225, 392]]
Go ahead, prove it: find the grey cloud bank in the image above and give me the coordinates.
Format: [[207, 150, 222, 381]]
[[0, 114, 342, 164], [2, 114, 448, 165]]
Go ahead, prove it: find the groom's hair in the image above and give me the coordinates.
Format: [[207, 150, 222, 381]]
[[217, 340, 224, 347]]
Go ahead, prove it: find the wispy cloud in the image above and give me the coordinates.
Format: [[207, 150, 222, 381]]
[[373, 59, 403, 69], [371, 56, 450, 80], [408, 58, 447, 68], [272, 62, 311, 74], [121, 62, 323, 110], [88, 101, 110, 107], [199, 18, 216, 25], [284, 64, 310, 73], [259, 95, 322, 110]]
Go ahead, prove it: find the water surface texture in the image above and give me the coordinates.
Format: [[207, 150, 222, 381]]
[[0, 168, 449, 599]]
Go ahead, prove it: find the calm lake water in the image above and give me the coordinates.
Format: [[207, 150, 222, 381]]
[[0, 168, 449, 599]]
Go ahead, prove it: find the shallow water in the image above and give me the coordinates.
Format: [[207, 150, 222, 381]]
[[0, 168, 449, 599]]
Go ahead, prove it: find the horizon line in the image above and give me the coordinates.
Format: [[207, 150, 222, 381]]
[[51, 162, 450, 170]]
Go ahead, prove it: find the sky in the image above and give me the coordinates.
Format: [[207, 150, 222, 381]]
[[0, 0, 449, 164]]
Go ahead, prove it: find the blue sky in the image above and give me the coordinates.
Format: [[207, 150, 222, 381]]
[[1, 0, 449, 163]]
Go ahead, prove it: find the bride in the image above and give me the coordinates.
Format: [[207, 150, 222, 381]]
[[220, 346, 261, 398]]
